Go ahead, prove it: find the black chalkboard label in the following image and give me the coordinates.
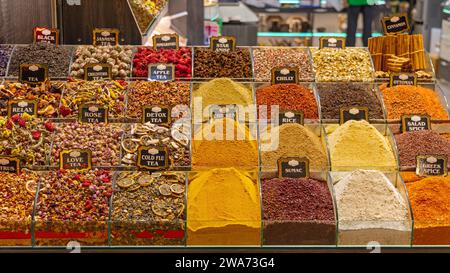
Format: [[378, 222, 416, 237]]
[[401, 115, 431, 132], [210, 36, 236, 52], [382, 14, 410, 35], [416, 155, 448, 177], [340, 107, 369, 124], [209, 104, 238, 121], [153, 34, 180, 50], [142, 106, 171, 125], [79, 104, 108, 123], [148, 64, 174, 81], [19, 64, 48, 84], [271, 67, 299, 85], [279, 111, 304, 125], [137, 146, 169, 170], [319, 37, 346, 49], [0, 157, 20, 174], [34, 27, 59, 45], [390, 73, 417, 87], [60, 150, 92, 171], [278, 157, 310, 178], [84, 64, 112, 81], [8, 100, 37, 117], [93, 28, 119, 46]]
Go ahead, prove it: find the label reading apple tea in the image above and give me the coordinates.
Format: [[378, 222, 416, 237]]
[[271, 67, 299, 85], [60, 150, 92, 171], [33, 27, 59, 45], [210, 36, 236, 53], [279, 111, 304, 125], [153, 34, 179, 50], [416, 155, 448, 177], [93, 28, 119, 46], [142, 106, 171, 125], [148, 64, 174, 81], [401, 115, 431, 132], [319, 37, 346, 49], [382, 14, 410, 35], [84, 64, 112, 81], [19, 64, 48, 84], [137, 147, 168, 170], [79, 104, 108, 123], [209, 104, 238, 121], [278, 157, 310, 178], [8, 100, 37, 117], [0, 157, 20, 174], [339, 107, 369, 124], [390, 73, 417, 87]]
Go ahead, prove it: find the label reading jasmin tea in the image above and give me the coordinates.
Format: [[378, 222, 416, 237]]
[[137, 147, 168, 170], [0, 157, 20, 174], [271, 67, 299, 85], [79, 104, 108, 123], [60, 150, 92, 171], [209, 104, 238, 121], [340, 107, 369, 124], [153, 34, 180, 50], [416, 155, 448, 177], [84, 64, 112, 81], [401, 115, 431, 132], [93, 28, 119, 46], [142, 106, 171, 125], [279, 111, 304, 125], [390, 73, 417, 87], [278, 157, 310, 178], [148, 64, 174, 81], [319, 37, 346, 49], [382, 14, 410, 35], [33, 27, 59, 45], [210, 36, 236, 53], [19, 64, 48, 84], [8, 100, 37, 117]]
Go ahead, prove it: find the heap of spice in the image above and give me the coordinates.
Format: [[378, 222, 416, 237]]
[[132, 47, 192, 78], [317, 83, 384, 121], [111, 171, 185, 246], [381, 85, 449, 120], [59, 80, 127, 120], [256, 84, 319, 120], [51, 123, 123, 166], [252, 47, 314, 81], [128, 0, 167, 32], [407, 176, 450, 245], [0, 171, 38, 246], [0, 115, 54, 166], [193, 48, 252, 79], [327, 120, 397, 171], [34, 169, 112, 246], [187, 168, 261, 246], [311, 47, 374, 82], [262, 177, 336, 245], [334, 170, 411, 245], [0, 45, 14, 77]]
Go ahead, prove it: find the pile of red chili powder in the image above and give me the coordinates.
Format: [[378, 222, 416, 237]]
[[132, 47, 192, 78]]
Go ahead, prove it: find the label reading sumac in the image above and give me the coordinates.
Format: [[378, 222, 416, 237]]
[[416, 155, 448, 177], [340, 107, 369, 124], [60, 150, 92, 171], [209, 104, 238, 121], [278, 157, 310, 178], [79, 104, 108, 123], [401, 115, 431, 132], [319, 37, 346, 49], [34, 27, 59, 45], [8, 100, 37, 117], [382, 14, 410, 35], [279, 111, 304, 125], [143, 106, 171, 124], [93, 28, 119, 46], [210, 36, 236, 53], [137, 147, 168, 170], [84, 64, 112, 81], [0, 157, 20, 174], [153, 34, 179, 50], [390, 73, 417, 87], [271, 68, 299, 85], [148, 64, 174, 81], [19, 64, 48, 84]]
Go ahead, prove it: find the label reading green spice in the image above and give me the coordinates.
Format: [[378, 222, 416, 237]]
[[416, 155, 448, 176]]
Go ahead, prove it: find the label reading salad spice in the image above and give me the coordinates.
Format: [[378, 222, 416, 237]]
[[60, 150, 92, 171], [19, 64, 48, 84], [401, 115, 431, 132], [8, 100, 37, 117], [137, 146, 168, 170], [416, 155, 448, 177], [153, 34, 179, 50], [390, 73, 417, 87], [279, 111, 304, 125], [340, 107, 369, 124], [142, 106, 171, 125], [0, 157, 20, 174], [319, 37, 346, 49], [93, 28, 119, 46], [278, 157, 310, 179], [84, 64, 112, 81], [209, 104, 238, 121], [148, 64, 174, 81], [210, 36, 236, 53], [79, 104, 108, 123], [271, 67, 299, 85], [33, 27, 59, 45], [382, 14, 410, 35]]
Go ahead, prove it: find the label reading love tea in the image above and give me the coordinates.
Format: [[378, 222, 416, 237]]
[[148, 64, 174, 81], [84, 64, 112, 81], [401, 115, 431, 132], [8, 100, 37, 117], [210, 36, 236, 53], [340, 107, 369, 124], [142, 106, 171, 125], [279, 111, 304, 125], [19, 64, 48, 84], [382, 14, 410, 35], [278, 157, 310, 178], [153, 34, 179, 50], [416, 155, 448, 177], [209, 104, 238, 121], [137, 147, 169, 170], [390, 73, 417, 87], [60, 150, 92, 171], [33, 27, 59, 45], [271, 67, 299, 85], [0, 157, 20, 174], [93, 28, 119, 46], [79, 104, 108, 123], [319, 37, 346, 49]]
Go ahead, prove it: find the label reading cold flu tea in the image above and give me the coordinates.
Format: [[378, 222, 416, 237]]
[[93, 28, 119, 46], [416, 155, 448, 177], [148, 64, 174, 81], [33, 27, 59, 45], [84, 64, 112, 81], [382, 14, 410, 35], [0, 157, 20, 174], [60, 150, 92, 171], [210, 36, 236, 53], [142, 106, 171, 125], [209, 104, 238, 121], [279, 111, 304, 125], [271, 67, 299, 85], [339, 107, 369, 124], [19, 64, 48, 84], [278, 157, 310, 179], [390, 73, 417, 87], [137, 147, 168, 170], [319, 37, 346, 49], [8, 100, 37, 117], [401, 115, 431, 132], [153, 34, 179, 50], [79, 104, 108, 123]]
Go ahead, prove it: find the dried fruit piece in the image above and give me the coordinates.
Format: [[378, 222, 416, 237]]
[[151, 201, 169, 217], [158, 184, 171, 196], [170, 184, 184, 195], [25, 180, 38, 195], [117, 178, 136, 188], [137, 174, 154, 187], [128, 183, 141, 192]]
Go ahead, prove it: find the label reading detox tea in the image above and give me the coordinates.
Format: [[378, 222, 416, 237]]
[[210, 36, 236, 53], [209, 104, 238, 121], [390, 73, 417, 87], [137, 147, 168, 170], [142, 106, 171, 125], [8, 100, 37, 117], [79, 104, 108, 123], [271, 67, 299, 85], [401, 115, 431, 132], [19, 64, 48, 84], [60, 150, 92, 171], [340, 107, 369, 124], [84, 64, 112, 81], [153, 34, 179, 50], [278, 157, 310, 178], [93, 28, 119, 46], [278, 111, 304, 125], [416, 155, 448, 177], [382, 14, 410, 35], [33, 27, 59, 45], [148, 64, 174, 81], [0, 157, 20, 174], [319, 37, 346, 49]]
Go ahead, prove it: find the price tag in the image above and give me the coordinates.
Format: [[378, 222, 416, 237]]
[[401, 115, 431, 132], [340, 107, 369, 124], [93, 28, 120, 46], [0, 157, 20, 174], [153, 34, 180, 50], [382, 14, 410, 35], [142, 106, 171, 125], [148, 64, 174, 81], [271, 67, 299, 85], [416, 155, 448, 177], [137, 146, 169, 170], [279, 111, 304, 125], [84, 64, 112, 81], [278, 157, 310, 178], [19, 64, 48, 84], [210, 36, 236, 53], [33, 27, 59, 45], [319, 37, 346, 49], [60, 150, 92, 171], [79, 104, 108, 124], [209, 104, 238, 121], [389, 73, 417, 87], [8, 100, 37, 118]]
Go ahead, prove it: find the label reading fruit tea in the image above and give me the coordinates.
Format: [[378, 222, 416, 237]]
[[209, 104, 238, 121], [93, 28, 119, 46], [340, 107, 369, 124], [8, 100, 37, 117], [84, 64, 112, 81], [153, 34, 179, 50], [382, 14, 410, 35], [142, 106, 171, 125], [0, 157, 20, 174], [401, 115, 431, 132], [416, 155, 448, 177], [33, 27, 59, 45], [19, 64, 48, 84], [137, 147, 168, 170], [278, 111, 304, 125], [60, 150, 92, 171], [390, 73, 417, 87], [278, 157, 310, 178], [210, 36, 236, 53], [148, 64, 174, 81], [319, 37, 346, 49], [271, 67, 299, 85], [79, 104, 108, 123]]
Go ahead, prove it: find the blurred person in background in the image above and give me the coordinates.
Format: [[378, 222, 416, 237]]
[[346, 0, 378, 47]]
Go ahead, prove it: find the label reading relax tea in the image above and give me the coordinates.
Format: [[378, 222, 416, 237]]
[[278, 157, 310, 179], [34, 27, 59, 45], [93, 28, 119, 46], [340, 107, 369, 124], [79, 104, 108, 123], [19, 64, 48, 84], [0, 157, 20, 174], [142, 106, 171, 125], [401, 115, 431, 132], [210, 36, 236, 53], [279, 111, 304, 125], [153, 34, 179, 50], [8, 100, 37, 117], [148, 64, 174, 81], [416, 155, 448, 177], [271, 68, 299, 85], [84, 64, 112, 81], [390, 73, 417, 87], [60, 150, 92, 171], [319, 37, 346, 49], [137, 147, 168, 170], [382, 14, 410, 35], [209, 104, 238, 121]]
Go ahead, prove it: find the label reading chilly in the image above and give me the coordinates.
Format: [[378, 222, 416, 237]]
[[416, 155, 448, 177], [279, 111, 304, 125], [143, 106, 171, 125], [340, 107, 369, 124], [209, 105, 238, 120], [271, 68, 299, 85], [93, 28, 119, 46], [210, 36, 236, 52], [0, 157, 20, 174], [79, 104, 108, 123], [278, 157, 310, 178], [84, 64, 112, 81], [382, 14, 410, 35], [153, 34, 179, 50], [148, 64, 174, 81], [8, 100, 37, 117], [390, 73, 417, 87], [137, 147, 168, 170], [19, 64, 48, 84], [34, 27, 59, 45], [401, 115, 431, 132], [60, 150, 92, 171], [319, 37, 346, 49]]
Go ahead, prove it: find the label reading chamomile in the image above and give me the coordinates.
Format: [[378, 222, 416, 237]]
[[210, 36, 236, 53], [93, 28, 119, 46], [382, 14, 410, 35], [142, 106, 171, 125], [339, 107, 369, 124], [390, 73, 417, 87], [401, 115, 431, 132], [137, 147, 169, 170], [148, 63, 174, 81], [79, 104, 108, 123], [19, 64, 48, 84], [278, 157, 310, 178], [0, 157, 20, 174], [319, 37, 346, 49], [153, 34, 180, 50], [279, 111, 304, 125], [416, 155, 448, 177], [84, 64, 112, 81], [209, 104, 238, 121], [8, 100, 37, 117], [33, 27, 59, 45], [271, 68, 299, 85], [60, 150, 92, 171]]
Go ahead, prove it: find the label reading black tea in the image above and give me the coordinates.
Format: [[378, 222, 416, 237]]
[[340, 107, 369, 124], [148, 64, 174, 81], [271, 68, 299, 85], [19, 64, 48, 84], [0, 157, 20, 174], [278, 111, 304, 125], [142, 106, 171, 125], [79, 104, 108, 123], [153, 34, 179, 50], [416, 155, 448, 177], [209, 104, 238, 121], [84, 64, 112, 81], [137, 147, 168, 170], [390, 73, 417, 87], [34, 27, 59, 45], [8, 100, 37, 117], [278, 157, 310, 178], [60, 150, 92, 171], [382, 14, 410, 35], [210, 36, 236, 53], [93, 28, 119, 46], [319, 37, 346, 49], [401, 115, 431, 132]]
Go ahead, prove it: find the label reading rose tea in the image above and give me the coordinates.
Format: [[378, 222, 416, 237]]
[[0, 157, 20, 174], [33, 27, 59, 45], [271, 68, 299, 85], [319, 37, 346, 49], [142, 106, 171, 125], [8, 100, 37, 117], [209, 104, 238, 121], [19, 64, 48, 84], [148, 64, 174, 81], [416, 155, 448, 177], [389, 73, 417, 87], [153, 34, 179, 50], [278, 157, 310, 178], [137, 147, 169, 170], [60, 150, 92, 171], [84, 64, 112, 81], [210, 36, 236, 53], [401, 115, 431, 132], [93, 28, 119, 46], [278, 111, 304, 125], [79, 104, 108, 123], [382, 14, 410, 35], [339, 107, 369, 124]]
